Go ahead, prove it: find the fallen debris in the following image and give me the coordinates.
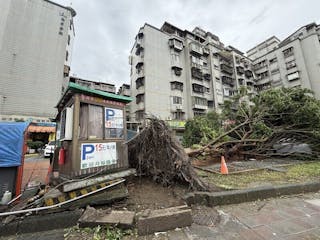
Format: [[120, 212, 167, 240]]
[[128, 118, 211, 191], [79, 206, 135, 229], [136, 205, 192, 235], [62, 168, 136, 192]]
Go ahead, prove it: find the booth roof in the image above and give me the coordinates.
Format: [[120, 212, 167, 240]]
[[56, 82, 132, 108]]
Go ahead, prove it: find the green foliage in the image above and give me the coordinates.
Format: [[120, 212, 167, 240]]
[[182, 87, 320, 150], [183, 111, 222, 147], [26, 140, 43, 149]]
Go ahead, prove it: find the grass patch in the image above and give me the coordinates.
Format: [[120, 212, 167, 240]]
[[64, 225, 137, 240], [199, 162, 320, 189]]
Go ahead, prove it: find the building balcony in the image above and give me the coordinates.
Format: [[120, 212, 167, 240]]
[[222, 76, 235, 86], [169, 38, 183, 52], [203, 73, 211, 81], [136, 68, 144, 78], [193, 104, 208, 110], [220, 64, 233, 75], [191, 67, 203, 80], [202, 67, 210, 75], [190, 42, 203, 56], [136, 61, 144, 69], [191, 62, 202, 70], [203, 47, 210, 56], [172, 66, 182, 76], [135, 46, 144, 57], [236, 66, 244, 75], [136, 102, 145, 111], [245, 70, 253, 78]]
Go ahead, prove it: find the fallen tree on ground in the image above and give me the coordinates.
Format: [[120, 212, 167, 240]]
[[186, 87, 320, 160], [127, 118, 211, 191]]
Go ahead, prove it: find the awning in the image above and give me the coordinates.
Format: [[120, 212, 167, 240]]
[[28, 126, 56, 133]]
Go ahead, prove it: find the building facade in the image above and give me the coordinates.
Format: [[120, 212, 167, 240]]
[[0, 0, 76, 123], [247, 23, 320, 98], [130, 22, 320, 122], [129, 22, 255, 122]]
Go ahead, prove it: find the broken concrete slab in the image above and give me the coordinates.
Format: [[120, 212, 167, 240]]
[[79, 206, 135, 229], [63, 169, 136, 192], [137, 205, 192, 235]]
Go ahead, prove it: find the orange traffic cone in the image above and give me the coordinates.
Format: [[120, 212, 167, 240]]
[[220, 156, 229, 174]]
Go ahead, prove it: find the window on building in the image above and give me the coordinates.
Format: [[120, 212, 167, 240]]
[[170, 82, 183, 91], [269, 57, 277, 64], [136, 77, 144, 89], [283, 47, 294, 58], [193, 110, 206, 116], [287, 71, 300, 81], [172, 111, 184, 120], [192, 84, 204, 93], [136, 94, 144, 104], [65, 51, 69, 61], [286, 60, 296, 70], [172, 96, 182, 104], [135, 110, 144, 121], [68, 35, 70, 45], [207, 101, 214, 108], [193, 97, 207, 106]]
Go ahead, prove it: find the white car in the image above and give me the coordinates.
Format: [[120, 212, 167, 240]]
[[43, 141, 57, 157]]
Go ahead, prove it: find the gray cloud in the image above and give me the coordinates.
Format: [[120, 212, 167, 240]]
[[55, 0, 320, 89]]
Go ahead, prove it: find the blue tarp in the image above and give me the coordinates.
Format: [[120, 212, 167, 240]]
[[0, 122, 29, 167]]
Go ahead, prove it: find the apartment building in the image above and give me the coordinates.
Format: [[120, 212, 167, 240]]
[[69, 77, 116, 94], [129, 22, 255, 122], [247, 23, 320, 98], [0, 0, 76, 123]]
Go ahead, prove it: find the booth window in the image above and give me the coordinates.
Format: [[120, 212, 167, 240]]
[[79, 103, 124, 140], [79, 103, 103, 140]]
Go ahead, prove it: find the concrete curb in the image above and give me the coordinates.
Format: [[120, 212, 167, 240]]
[[0, 209, 83, 236], [184, 181, 320, 207]]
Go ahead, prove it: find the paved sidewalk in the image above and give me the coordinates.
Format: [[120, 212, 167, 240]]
[[214, 192, 320, 240], [1, 192, 320, 239]]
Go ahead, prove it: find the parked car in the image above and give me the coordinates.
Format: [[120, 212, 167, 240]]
[[43, 141, 57, 158]]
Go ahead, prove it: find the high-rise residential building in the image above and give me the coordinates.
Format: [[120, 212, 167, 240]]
[[129, 22, 255, 122], [247, 23, 320, 98], [0, 0, 76, 123], [130, 21, 320, 123]]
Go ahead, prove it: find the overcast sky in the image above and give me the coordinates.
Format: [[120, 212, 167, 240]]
[[56, 0, 320, 89]]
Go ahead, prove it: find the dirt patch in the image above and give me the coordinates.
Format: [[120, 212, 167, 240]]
[[124, 177, 187, 212]]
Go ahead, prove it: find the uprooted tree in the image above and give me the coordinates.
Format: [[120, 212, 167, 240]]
[[185, 87, 320, 159], [127, 118, 212, 191]]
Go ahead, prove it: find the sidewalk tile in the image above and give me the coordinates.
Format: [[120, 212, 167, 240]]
[[251, 225, 281, 240]]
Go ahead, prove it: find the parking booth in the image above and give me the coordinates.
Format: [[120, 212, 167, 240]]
[[0, 122, 29, 201], [54, 82, 132, 179]]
